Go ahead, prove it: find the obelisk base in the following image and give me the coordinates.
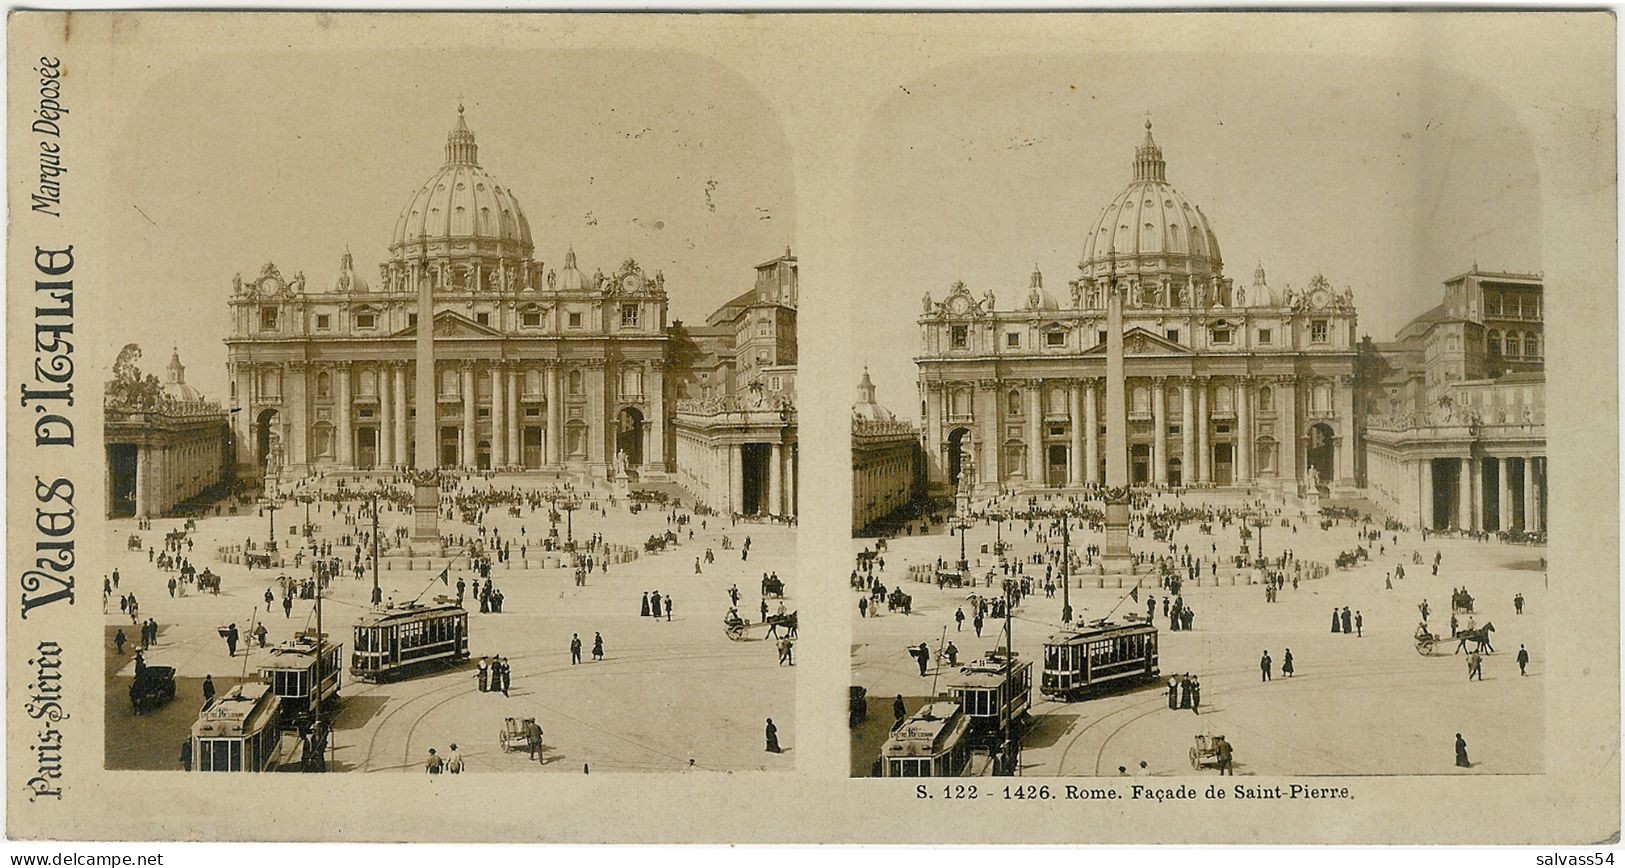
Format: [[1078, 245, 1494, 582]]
[[1103, 496, 1134, 572], [412, 482, 441, 549]]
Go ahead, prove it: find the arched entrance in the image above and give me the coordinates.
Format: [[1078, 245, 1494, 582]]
[[1306, 423, 1335, 489], [1130, 444, 1151, 485], [254, 408, 281, 478], [616, 407, 645, 466], [946, 427, 971, 489]]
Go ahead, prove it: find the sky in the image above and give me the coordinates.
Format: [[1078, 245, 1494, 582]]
[[102, 48, 797, 400], [848, 51, 1543, 417]]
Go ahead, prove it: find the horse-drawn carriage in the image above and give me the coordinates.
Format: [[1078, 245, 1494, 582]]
[[498, 717, 541, 754], [1414, 623, 1446, 656], [1189, 733, 1230, 770], [129, 665, 177, 715], [196, 570, 222, 595], [723, 609, 797, 641], [934, 570, 967, 589], [1451, 588, 1475, 613], [643, 531, 678, 554], [126, 533, 144, 551], [761, 575, 787, 598], [887, 588, 912, 614]]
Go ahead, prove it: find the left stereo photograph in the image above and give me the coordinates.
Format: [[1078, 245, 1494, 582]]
[[90, 39, 801, 777]]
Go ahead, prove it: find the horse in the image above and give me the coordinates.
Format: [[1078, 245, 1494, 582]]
[[1454, 622, 1496, 654]]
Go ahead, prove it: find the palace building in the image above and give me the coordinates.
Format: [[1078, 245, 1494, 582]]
[[916, 124, 1361, 497], [225, 108, 675, 483], [671, 251, 799, 518], [1361, 268, 1546, 533]]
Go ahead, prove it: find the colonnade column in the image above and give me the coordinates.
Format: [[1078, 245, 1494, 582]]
[[1067, 381, 1084, 486], [1084, 379, 1100, 486], [1196, 379, 1211, 484], [336, 363, 353, 467], [1025, 382, 1044, 484], [1524, 457, 1542, 533], [506, 368, 520, 468], [1235, 375, 1251, 482], [491, 364, 506, 469], [1179, 380, 1195, 487], [1457, 458, 1475, 532], [785, 445, 796, 517], [393, 364, 408, 468], [1418, 459, 1434, 530], [1496, 457, 1512, 532], [729, 445, 744, 513], [769, 442, 784, 516], [1336, 375, 1356, 483], [378, 366, 394, 468], [924, 385, 944, 488], [546, 364, 562, 465], [1151, 378, 1168, 486], [460, 362, 475, 468]]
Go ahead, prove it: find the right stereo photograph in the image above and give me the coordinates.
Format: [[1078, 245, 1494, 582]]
[[848, 56, 1547, 779]]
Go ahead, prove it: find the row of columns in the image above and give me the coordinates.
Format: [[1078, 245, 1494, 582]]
[[126, 431, 227, 518], [242, 360, 667, 471], [931, 374, 1344, 489], [1441, 455, 1544, 534]]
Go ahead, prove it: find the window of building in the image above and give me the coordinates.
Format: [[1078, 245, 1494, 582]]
[[1311, 320, 1328, 343], [1212, 325, 1232, 344], [315, 314, 330, 330], [476, 312, 491, 326], [1007, 389, 1021, 416], [1046, 331, 1065, 348], [622, 304, 642, 328], [1258, 328, 1272, 345], [1525, 333, 1539, 357], [1006, 332, 1021, 348], [259, 307, 278, 331], [1487, 293, 1501, 316], [441, 369, 458, 397], [568, 312, 583, 329], [1311, 383, 1332, 413], [355, 313, 376, 330], [1165, 329, 1180, 344], [1504, 332, 1520, 357], [1097, 330, 1108, 345], [755, 316, 770, 336], [409, 313, 418, 328], [950, 325, 968, 348], [1258, 386, 1273, 411], [1487, 329, 1501, 355], [770, 376, 782, 391], [1132, 386, 1150, 414], [621, 368, 643, 398], [522, 311, 541, 328]]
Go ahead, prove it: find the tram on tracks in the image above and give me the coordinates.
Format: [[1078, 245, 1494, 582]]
[[1040, 619, 1160, 700], [947, 649, 1032, 746], [350, 600, 469, 682], [188, 683, 301, 772], [259, 632, 342, 728], [878, 700, 972, 778]]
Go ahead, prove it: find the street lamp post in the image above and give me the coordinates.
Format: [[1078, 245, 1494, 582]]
[[1060, 512, 1073, 625], [266, 498, 278, 553]]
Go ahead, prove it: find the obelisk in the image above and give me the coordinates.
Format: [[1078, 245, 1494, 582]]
[[410, 260, 441, 548], [1102, 272, 1133, 569]]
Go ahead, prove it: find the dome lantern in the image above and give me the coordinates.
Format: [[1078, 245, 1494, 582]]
[[1133, 120, 1166, 182], [445, 104, 479, 166]]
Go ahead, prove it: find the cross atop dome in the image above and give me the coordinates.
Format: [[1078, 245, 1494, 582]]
[[1133, 118, 1166, 182], [445, 104, 479, 166]]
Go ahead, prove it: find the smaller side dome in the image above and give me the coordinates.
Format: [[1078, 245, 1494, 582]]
[[852, 369, 898, 422], [555, 247, 589, 291]]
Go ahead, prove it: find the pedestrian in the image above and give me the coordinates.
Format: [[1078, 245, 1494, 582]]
[[954, 607, 964, 631], [1216, 736, 1234, 775], [1514, 593, 1525, 615], [1190, 677, 1201, 715], [425, 748, 444, 774], [571, 633, 583, 665], [262, 588, 275, 610], [666, 597, 673, 622], [202, 674, 216, 707], [1341, 607, 1353, 634], [592, 632, 604, 661], [500, 657, 511, 696], [526, 719, 544, 762], [1168, 676, 1178, 710], [1455, 733, 1470, 768], [893, 694, 906, 728], [765, 718, 781, 753], [1260, 650, 1272, 682], [1517, 644, 1529, 676], [858, 597, 869, 618], [1469, 651, 1484, 681], [1282, 648, 1294, 677], [1355, 611, 1363, 638], [446, 743, 465, 774], [114, 628, 127, 655], [1331, 609, 1341, 633], [478, 656, 489, 692], [283, 596, 293, 619], [179, 739, 193, 772], [225, 623, 239, 657]]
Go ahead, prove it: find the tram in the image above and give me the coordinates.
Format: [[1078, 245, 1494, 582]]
[[350, 600, 470, 682], [947, 649, 1032, 746], [878, 700, 972, 778], [258, 632, 342, 728], [1040, 619, 1160, 700], [188, 683, 301, 772]]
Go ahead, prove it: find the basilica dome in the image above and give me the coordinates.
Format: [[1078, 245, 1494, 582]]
[[390, 107, 534, 257], [1079, 122, 1222, 279], [852, 369, 898, 422]]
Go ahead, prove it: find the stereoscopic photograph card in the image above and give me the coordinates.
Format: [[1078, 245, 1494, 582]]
[[5, 10, 1618, 845]]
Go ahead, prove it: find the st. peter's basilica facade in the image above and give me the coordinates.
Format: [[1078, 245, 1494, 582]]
[[917, 124, 1362, 496]]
